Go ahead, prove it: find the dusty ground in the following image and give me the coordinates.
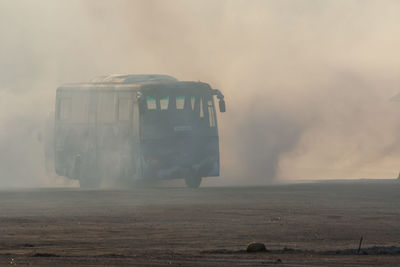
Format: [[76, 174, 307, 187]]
[[0, 180, 399, 266]]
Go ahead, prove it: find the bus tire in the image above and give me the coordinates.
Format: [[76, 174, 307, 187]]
[[185, 176, 202, 188]]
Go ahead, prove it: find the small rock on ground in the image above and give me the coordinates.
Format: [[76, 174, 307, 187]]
[[247, 242, 267, 253]]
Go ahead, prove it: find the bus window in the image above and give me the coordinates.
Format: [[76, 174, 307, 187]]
[[208, 100, 216, 127], [176, 96, 185, 110], [99, 93, 115, 123], [118, 98, 132, 121], [88, 93, 97, 124], [58, 98, 71, 120], [160, 96, 169, 110], [190, 96, 195, 110], [70, 93, 88, 123], [146, 96, 157, 110]]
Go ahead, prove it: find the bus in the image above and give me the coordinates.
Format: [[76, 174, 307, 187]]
[[54, 74, 225, 188]]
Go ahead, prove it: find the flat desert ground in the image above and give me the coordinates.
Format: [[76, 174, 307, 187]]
[[0, 181, 399, 266]]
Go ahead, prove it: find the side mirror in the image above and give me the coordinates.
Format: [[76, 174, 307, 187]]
[[219, 99, 226, 113]]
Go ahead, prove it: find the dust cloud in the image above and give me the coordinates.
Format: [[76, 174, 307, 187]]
[[1, 0, 400, 187]]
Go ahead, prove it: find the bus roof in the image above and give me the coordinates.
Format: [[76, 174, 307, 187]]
[[57, 74, 213, 92], [90, 74, 178, 84]]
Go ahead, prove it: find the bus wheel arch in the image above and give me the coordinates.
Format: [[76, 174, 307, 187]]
[[185, 176, 202, 188]]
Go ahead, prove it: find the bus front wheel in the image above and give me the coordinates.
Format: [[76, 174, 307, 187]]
[[185, 176, 202, 188]]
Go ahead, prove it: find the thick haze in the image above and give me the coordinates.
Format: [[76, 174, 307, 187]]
[[1, 0, 400, 187]]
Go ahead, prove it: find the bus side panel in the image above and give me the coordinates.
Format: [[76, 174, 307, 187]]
[[54, 89, 92, 178], [95, 91, 138, 184], [55, 87, 142, 185]]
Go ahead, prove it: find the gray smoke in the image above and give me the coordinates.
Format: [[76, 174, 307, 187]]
[[1, 0, 400, 187]]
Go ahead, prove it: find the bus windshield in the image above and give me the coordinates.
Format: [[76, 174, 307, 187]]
[[141, 92, 217, 138]]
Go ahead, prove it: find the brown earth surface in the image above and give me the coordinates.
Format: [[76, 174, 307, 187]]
[[0, 180, 399, 266]]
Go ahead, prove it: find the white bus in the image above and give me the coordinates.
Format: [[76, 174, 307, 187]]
[[54, 74, 225, 188]]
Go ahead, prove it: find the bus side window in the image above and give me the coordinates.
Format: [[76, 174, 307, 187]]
[[160, 96, 169, 110], [118, 98, 132, 121], [176, 96, 185, 110], [57, 98, 71, 120], [99, 92, 115, 123], [146, 96, 157, 110], [88, 92, 97, 124], [71, 93, 88, 123]]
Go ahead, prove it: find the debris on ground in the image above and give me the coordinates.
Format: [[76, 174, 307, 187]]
[[246, 243, 267, 253]]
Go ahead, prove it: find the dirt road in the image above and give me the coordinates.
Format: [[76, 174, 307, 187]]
[[0, 181, 399, 266]]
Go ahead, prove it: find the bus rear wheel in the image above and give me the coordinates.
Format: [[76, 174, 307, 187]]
[[185, 176, 202, 188]]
